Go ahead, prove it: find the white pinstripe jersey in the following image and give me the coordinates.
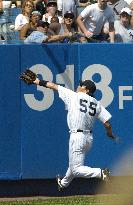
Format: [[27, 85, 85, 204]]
[[58, 85, 112, 131]]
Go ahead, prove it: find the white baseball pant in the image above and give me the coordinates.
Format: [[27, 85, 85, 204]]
[[60, 131, 101, 187]]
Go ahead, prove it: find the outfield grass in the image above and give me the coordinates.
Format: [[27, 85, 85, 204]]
[[0, 195, 129, 205], [0, 197, 99, 205]]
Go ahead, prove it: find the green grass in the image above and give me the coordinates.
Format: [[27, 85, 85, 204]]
[[0, 198, 101, 205], [0, 198, 100, 205], [0, 195, 129, 205]]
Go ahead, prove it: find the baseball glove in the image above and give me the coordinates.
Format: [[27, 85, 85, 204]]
[[20, 69, 37, 85]]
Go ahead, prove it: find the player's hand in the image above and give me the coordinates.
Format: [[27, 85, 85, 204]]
[[114, 136, 121, 144], [111, 135, 121, 144]]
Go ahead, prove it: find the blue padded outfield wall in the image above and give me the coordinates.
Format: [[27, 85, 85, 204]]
[[0, 44, 133, 179]]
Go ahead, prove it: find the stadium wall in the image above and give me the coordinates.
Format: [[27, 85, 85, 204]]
[[0, 44, 133, 180]]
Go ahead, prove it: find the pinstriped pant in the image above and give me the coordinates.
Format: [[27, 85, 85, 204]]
[[61, 132, 101, 187]]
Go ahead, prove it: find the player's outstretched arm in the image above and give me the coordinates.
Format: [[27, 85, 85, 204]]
[[104, 121, 120, 143], [34, 78, 58, 91]]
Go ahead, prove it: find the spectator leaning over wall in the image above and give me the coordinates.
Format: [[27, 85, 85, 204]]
[[15, 0, 34, 31], [115, 7, 133, 42], [24, 20, 49, 43], [77, 0, 115, 42], [24, 19, 75, 43]]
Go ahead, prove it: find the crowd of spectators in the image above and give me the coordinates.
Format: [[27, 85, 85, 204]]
[[0, 0, 133, 43]]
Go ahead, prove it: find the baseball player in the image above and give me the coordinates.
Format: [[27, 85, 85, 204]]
[[20, 70, 119, 191]]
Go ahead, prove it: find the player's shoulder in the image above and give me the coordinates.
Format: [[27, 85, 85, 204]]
[[58, 85, 72, 91], [90, 96, 99, 104], [58, 85, 75, 95]]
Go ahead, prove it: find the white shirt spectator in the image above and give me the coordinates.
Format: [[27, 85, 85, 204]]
[[15, 14, 29, 31], [80, 3, 115, 35]]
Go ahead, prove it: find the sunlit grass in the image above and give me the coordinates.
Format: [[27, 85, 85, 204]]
[[0, 195, 129, 205]]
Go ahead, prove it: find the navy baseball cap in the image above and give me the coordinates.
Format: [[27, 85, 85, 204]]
[[80, 80, 96, 96], [64, 11, 75, 19]]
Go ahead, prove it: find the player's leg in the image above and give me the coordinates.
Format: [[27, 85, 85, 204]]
[[70, 132, 101, 178], [56, 135, 75, 190]]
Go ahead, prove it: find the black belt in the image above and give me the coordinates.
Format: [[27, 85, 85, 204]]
[[77, 129, 92, 133], [77, 129, 83, 132]]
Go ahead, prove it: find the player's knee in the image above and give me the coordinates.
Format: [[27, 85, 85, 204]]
[[71, 167, 80, 177]]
